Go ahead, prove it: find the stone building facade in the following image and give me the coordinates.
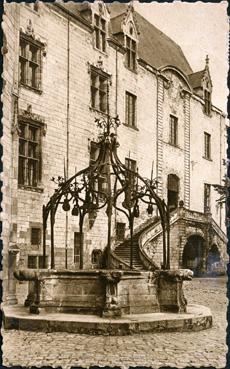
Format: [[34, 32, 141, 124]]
[[2, 1, 227, 304]]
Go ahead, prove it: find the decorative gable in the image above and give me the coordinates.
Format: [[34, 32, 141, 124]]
[[188, 55, 213, 115], [91, 0, 110, 22], [201, 55, 212, 92], [121, 4, 139, 40], [90, 1, 110, 53]]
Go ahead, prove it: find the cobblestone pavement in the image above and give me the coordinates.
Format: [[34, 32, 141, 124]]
[[2, 277, 227, 368]]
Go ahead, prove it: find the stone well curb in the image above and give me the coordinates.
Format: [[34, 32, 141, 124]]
[[3, 304, 212, 335]]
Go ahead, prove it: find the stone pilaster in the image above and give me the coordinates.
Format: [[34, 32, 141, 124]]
[[156, 76, 164, 198], [184, 93, 191, 208], [6, 245, 20, 305]]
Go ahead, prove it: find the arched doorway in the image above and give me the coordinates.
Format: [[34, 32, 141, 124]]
[[167, 174, 179, 211], [207, 244, 220, 271], [182, 235, 205, 276]]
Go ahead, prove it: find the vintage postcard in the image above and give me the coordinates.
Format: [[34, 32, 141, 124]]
[[1, 1, 228, 368]]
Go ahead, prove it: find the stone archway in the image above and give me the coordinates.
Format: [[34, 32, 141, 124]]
[[207, 244, 220, 271], [182, 235, 205, 276], [167, 174, 179, 212]]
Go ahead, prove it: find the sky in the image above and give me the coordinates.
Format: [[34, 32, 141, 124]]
[[134, 1, 228, 113]]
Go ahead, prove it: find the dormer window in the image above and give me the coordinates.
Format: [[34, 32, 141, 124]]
[[94, 14, 106, 52], [125, 35, 136, 71], [204, 89, 211, 115]]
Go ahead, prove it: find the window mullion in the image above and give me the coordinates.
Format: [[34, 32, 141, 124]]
[[25, 124, 29, 185], [25, 44, 29, 86]]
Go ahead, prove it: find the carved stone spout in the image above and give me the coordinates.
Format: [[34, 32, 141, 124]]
[[99, 270, 123, 317]]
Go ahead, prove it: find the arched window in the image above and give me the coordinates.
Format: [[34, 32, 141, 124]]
[[167, 174, 180, 211], [91, 249, 102, 268]]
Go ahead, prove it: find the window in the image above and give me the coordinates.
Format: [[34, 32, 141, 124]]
[[28, 255, 37, 269], [91, 69, 108, 113], [204, 183, 211, 213], [204, 90, 211, 115], [19, 34, 42, 90], [125, 158, 137, 190], [91, 249, 102, 268], [31, 228, 41, 246], [125, 35, 136, 71], [18, 122, 41, 188], [74, 232, 81, 264], [169, 115, 178, 146], [125, 92, 136, 128], [94, 14, 106, 52], [116, 222, 126, 241], [167, 174, 179, 211], [28, 255, 48, 269], [125, 158, 137, 172], [204, 132, 211, 160], [90, 142, 107, 197]]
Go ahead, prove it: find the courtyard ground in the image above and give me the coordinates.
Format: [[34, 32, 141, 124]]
[[2, 276, 228, 368]]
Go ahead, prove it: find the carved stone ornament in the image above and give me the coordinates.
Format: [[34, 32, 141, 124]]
[[98, 1, 104, 15], [18, 106, 47, 136], [99, 271, 123, 317], [163, 78, 172, 90], [158, 269, 193, 281], [87, 61, 111, 78], [179, 84, 186, 99], [26, 19, 35, 38]]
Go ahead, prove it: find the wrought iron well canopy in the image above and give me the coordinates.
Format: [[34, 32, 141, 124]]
[[42, 113, 170, 270]]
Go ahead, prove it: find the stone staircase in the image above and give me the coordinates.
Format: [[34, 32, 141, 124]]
[[112, 215, 160, 270], [113, 238, 144, 270], [112, 206, 227, 273]]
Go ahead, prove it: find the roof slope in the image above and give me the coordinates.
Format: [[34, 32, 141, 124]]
[[109, 3, 193, 75], [57, 2, 193, 76], [188, 70, 205, 89]]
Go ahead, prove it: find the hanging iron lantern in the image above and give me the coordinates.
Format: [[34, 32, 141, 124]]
[[72, 204, 79, 216], [62, 198, 70, 211], [134, 204, 140, 218], [147, 203, 153, 215]]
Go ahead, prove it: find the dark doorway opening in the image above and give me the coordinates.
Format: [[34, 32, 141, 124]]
[[182, 235, 205, 276], [207, 244, 220, 271], [167, 174, 179, 212]]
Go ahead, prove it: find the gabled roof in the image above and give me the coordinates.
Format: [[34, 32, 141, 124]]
[[188, 70, 205, 89], [56, 2, 193, 76], [110, 13, 125, 35], [108, 3, 193, 76]]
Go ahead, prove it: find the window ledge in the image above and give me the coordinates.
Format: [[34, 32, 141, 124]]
[[20, 83, 42, 95], [125, 66, 138, 74], [89, 106, 108, 116], [18, 185, 44, 193], [167, 142, 181, 150], [203, 156, 213, 162], [123, 123, 139, 131], [93, 46, 108, 57]]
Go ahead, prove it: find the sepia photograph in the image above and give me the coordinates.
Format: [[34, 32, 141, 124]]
[[1, 1, 228, 368]]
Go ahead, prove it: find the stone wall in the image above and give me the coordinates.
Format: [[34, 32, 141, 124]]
[[118, 272, 159, 314]]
